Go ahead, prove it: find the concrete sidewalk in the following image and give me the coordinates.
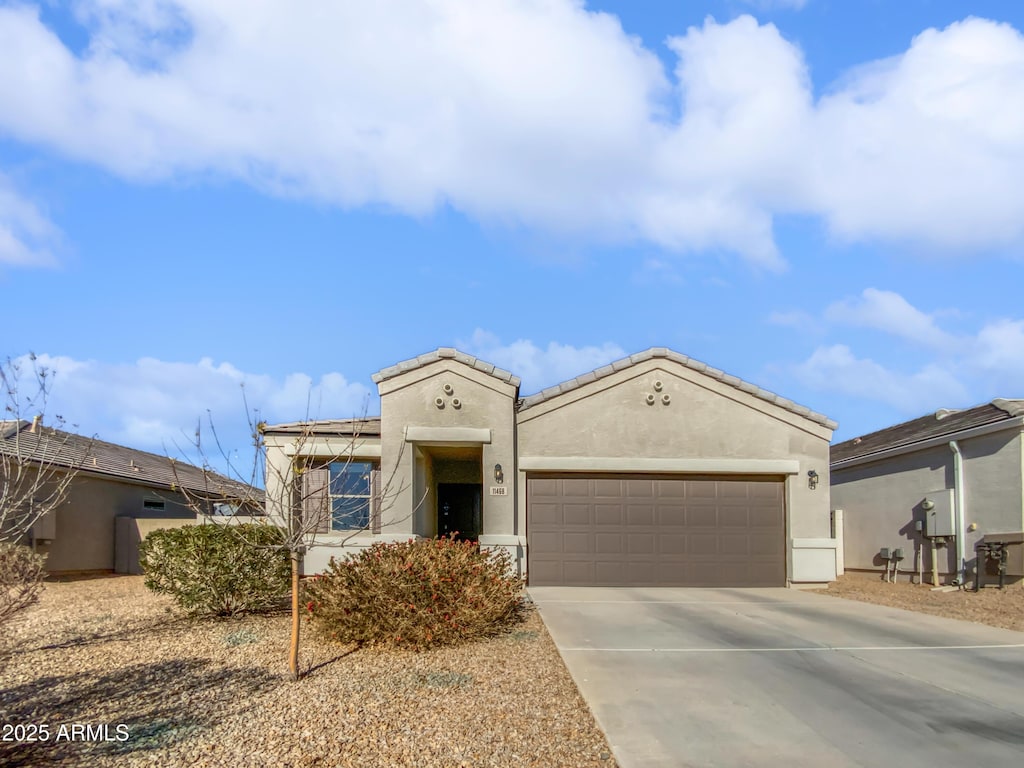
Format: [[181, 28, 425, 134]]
[[530, 587, 1024, 768]]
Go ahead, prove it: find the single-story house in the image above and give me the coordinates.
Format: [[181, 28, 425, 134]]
[[0, 418, 257, 574], [263, 347, 839, 587], [830, 399, 1024, 586]]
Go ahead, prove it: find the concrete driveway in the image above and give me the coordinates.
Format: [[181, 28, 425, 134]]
[[529, 587, 1024, 768]]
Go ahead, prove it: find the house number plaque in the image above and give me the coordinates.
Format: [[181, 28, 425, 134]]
[[489, 486, 508, 496]]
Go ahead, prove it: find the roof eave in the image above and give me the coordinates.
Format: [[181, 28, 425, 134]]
[[831, 414, 1024, 469]]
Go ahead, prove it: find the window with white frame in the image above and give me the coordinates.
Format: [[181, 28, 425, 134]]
[[328, 461, 376, 531]]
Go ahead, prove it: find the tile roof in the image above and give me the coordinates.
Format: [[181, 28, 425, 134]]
[[262, 417, 381, 436], [0, 420, 257, 500], [831, 399, 1024, 464], [518, 347, 837, 429], [372, 348, 521, 388]]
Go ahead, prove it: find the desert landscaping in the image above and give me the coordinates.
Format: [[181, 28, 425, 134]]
[[817, 575, 1024, 633], [0, 576, 614, 768]]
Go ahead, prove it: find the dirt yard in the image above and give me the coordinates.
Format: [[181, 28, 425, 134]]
[[817, 575, 1024, 633], [0, 576, 614, 768]]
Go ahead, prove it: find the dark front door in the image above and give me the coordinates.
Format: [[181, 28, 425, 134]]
[[438, 483, 482, 542]]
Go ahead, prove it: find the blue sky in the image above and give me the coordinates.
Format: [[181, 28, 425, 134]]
[[3, 0, 1023, 469]]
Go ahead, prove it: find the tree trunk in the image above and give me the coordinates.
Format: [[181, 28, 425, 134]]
[[289, 551, 301, 680]]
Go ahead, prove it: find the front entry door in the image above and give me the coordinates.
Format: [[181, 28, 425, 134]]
[[437, 483, 481, 542]]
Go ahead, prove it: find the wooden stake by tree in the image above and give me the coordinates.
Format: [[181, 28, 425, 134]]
[[169, 396, 420, 681]]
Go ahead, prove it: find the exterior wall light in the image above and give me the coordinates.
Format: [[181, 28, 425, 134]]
[[494, 463, 504, 484], [807, 469, 819, 490]]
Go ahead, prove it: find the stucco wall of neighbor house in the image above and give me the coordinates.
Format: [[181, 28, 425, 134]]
[[378, 361, 518, 548], [961, 431, 1024, 538], [832, 445, 954, 575], [831, 429, 1023, 579], [516, 360, 834, 551], [115, 516, 197, 574], [33, 474, 193, 572]]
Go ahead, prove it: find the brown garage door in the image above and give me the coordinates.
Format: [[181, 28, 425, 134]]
[[527, 474, 786, 587]]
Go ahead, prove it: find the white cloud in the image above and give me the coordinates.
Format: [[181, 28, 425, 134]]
[[794, 344, 968, 412], [786, 288, 1024, 412], [813, 19, 1024, 250], [0, 173, 58, 267], [20, 354, 372, 457], [0, 7, 1023, 264], [973, 319, 1024, 386], [824, 288, 958, 350], [462, 330, 625, 394]]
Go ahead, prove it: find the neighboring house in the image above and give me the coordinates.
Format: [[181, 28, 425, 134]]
[[263, 347, 838, 587], [831, 400, 1024, 586], [0, 418, 257, 574]]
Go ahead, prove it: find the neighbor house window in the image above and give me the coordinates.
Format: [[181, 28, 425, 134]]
[[328, 461, 375, 530], [143, 499, 165, 512]]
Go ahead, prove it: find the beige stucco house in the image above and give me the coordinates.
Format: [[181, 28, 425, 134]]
[[0, 419, 256, 574], [263, 347, 839, 587], [831, 400, 1024, 587]]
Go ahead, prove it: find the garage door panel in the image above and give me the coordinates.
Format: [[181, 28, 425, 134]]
[[560, 477, 591, 496], [656, 480, 687, 497], [657, 503, 686, 525], [562, 561, 593, 584], [749, 482, 783, 500], [686, 506, 718, 526], [593, 478, 622, 497], [628, 562, 657, 583], [627, 533, 655, 554], [750, 534, 784, 556], [719, 508, 750, 527], [719, 481, 757, 499], [529, 531, 562, 554], [563, 504, 592, 525], [625, 479, 656, 497], [720, 534, 751, 556], [686, 480, 718, 498], [563, 532, 592, 553], [528, 474, 785, 587], [530, 502, 562, 526], [529, 478, 560, 496], [687, 533, 718, 555], [659, 533, 686, 555], [626, 504, 655, 525], [595, 504, 623, 525]]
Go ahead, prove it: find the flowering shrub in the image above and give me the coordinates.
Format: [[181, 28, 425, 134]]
[[304, 536, 523, 649], [139, 523, 290, 616]]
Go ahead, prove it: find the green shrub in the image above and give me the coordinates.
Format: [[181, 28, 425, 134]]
[[304, 536, 523, 649], [0, 543, 46, 625], [139, 523, 290, 617]]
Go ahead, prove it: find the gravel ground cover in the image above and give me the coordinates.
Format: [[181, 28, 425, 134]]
[[816, 574, 1024, 632], [0, 576, 616, 767]]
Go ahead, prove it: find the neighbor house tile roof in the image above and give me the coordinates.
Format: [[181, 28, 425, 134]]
[[518, 347, 837, 429], [0, 420, 257, 499], [372, 348, 521, 388], [261, 417, 382, 437], [831, 399, 1024, 464]]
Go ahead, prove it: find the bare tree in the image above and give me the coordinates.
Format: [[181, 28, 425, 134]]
[[0, 354, 90, 623], [169, 397, 421, 680]]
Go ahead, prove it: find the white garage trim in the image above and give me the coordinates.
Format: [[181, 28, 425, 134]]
[[517, 457, 799, 474]]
